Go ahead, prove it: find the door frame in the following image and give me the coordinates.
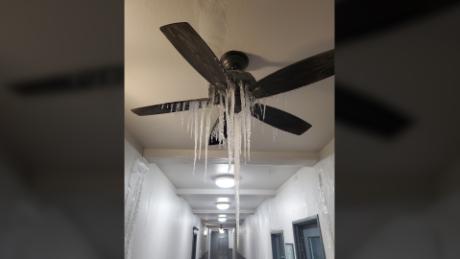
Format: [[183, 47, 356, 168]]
[[271, 230, 286, 259], [292, 215, 326, 259]]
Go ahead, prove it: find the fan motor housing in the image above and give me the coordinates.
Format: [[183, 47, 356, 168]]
[[220, 50, 249, 71]]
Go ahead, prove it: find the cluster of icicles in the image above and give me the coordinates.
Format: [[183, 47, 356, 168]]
[[180, 80, 255, 250]]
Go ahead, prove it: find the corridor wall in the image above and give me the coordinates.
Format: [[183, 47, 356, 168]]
[[239, 140, 335, 259], [125, 138, 204, 259]]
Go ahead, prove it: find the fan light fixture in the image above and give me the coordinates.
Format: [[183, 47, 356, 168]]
[[216, 202, 230, 210], [214, 174, 235, 188]]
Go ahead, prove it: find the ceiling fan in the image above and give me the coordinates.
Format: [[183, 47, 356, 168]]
[[131, 22, 334, 144]]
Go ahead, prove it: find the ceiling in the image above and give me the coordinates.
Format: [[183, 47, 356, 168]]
[[125, 0, 334, 152], [125, 0, 334, 226]]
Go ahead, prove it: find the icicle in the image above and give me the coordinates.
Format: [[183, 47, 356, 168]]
[[245, 85, 252, 161], [239, 82, 247, 162], [233, 114, 242, 253], [193, 101, 199, 174], [217, 93, 225, 145], [198, 101, 205, 160], [187, 101, 193, 137], [203, 89, 215, 180], [263, 101, 267, 120], [225, 84, 235, 165]]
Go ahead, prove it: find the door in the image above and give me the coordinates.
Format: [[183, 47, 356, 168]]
[[271, 232, 286, 259], [210, 229, 229, 259], [191, 227, 198, 259], [293, 216, 326, 259]]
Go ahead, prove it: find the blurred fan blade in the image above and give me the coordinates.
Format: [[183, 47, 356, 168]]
[[132, 98, 209, 116], [252, 104, 311, 135], [160, 22, 227, 87], [336, 83, 412, 137], [337, 0, 459, 42], [250, 50, 334, 99], [11, 65, 123, 96]]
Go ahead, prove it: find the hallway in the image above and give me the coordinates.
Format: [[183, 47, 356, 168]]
[[125, 136, 334, 259]]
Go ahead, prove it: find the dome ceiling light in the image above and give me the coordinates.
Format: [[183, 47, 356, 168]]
[[214, 174, 235, 188], [216, 202, 230, 210]]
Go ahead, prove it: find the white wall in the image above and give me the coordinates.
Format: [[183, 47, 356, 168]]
[[125, 139, 204, 259], [239, 146, 334, 259]]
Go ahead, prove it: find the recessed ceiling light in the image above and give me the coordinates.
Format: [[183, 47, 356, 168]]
[[217, 197, 229, 202], [218, 217, 227, 223], [214, 174, 235, 188], [218, 214, 227, 218], [216, 202, 230, 210]]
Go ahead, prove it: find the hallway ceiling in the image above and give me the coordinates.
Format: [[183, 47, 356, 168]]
[[125, 0, 334, 226]]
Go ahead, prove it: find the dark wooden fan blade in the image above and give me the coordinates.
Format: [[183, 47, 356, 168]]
[[252, 104, 311, 135], [132, 98, 209, 116], [336, 83, 412, 137], [250, 50, 334, 99], [160, 22, 227, 87], [11, 65, 123, 96], [208, 116, 227, 145]]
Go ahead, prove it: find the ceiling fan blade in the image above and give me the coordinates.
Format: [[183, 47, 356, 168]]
[[252, 104, 311, 135], [209, 116, 227, 145], [337, 0, 459, 43], [160, 22, 227, 88], [336, 83, 412, 137], [11, 65, 123, 96], [250, 50, 334, 99], [132, 98, 209, 116]]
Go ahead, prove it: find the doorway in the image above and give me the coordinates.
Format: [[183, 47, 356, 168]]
[[210, 229, 230, 259], [191, 227, 198, 259], [293, 215, 326, 259], [271, 231, 286, 259]]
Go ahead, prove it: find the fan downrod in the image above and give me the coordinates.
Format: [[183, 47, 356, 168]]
[[220, 50, 249, 71]]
